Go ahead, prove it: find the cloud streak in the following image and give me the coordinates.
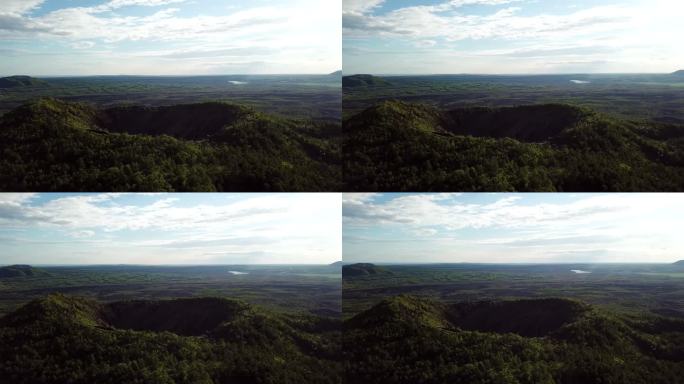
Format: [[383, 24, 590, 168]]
[[343, 193, 684, 263], [0, 193, 341, 265], [343, 0, 684, 74], [0, 0, 341, 75]]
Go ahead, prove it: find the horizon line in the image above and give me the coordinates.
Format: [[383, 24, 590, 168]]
[[2, 263, 342, 267], [345, 71, 682, 76], [2, 73, 342, 78], [345, 261, 681, 265]]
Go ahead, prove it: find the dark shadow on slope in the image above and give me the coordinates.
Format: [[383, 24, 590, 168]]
[[445, 104, 587, 142], [103, 297, 250, 336], [447, 298, 589, 337], [97, 103, 253, 140]]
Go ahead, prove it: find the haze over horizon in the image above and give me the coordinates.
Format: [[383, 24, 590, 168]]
[[0, 193, 341, 265], [344, 0, 684, 74], [0, 0, 341, 76], [343, 193, 684, 264]]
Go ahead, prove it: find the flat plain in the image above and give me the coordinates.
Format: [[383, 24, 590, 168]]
[[343, 73, 684, 123], [342, 262, 684, 318], [0, 264, 341, 317], [1, 74, 342, 122]]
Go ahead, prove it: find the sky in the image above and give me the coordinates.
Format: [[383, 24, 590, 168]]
[[0, 0, 341, 76], [0, 193, 341, 265], [343, 193, 684, 264], [343, 0, 684, 74]]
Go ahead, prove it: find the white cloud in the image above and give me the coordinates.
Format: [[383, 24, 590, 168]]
[[414, 39, 437, 48], [70, 230, 95, 238], [0, 0, 45, 15], [344, 193, 641, 229], [0, 193, 38, 205], [448, 0, 521, 6], [0, 193, 342, 265], [103, 0, 187, 9], [343, 193, 684, 263], [70, 41, 95, 49], [345, 2, 633, 42], [344, 0, 386, 15], [344, 0, 684, 73], [0, 0, 341, 75]]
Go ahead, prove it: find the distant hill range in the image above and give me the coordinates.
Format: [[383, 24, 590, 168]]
[[344, 100, 684, 191], [329, 261, 346, 267], [674, 260, 684, 265], [0, 294, 341, 382], [343, 74, 390, 87], [0, 98, 341, 191], [329, 70, 342, 76], [345, 295, 684, 384], [0, 265, 49, 278], [0, 76, 46, 88], [672, 70, 684, 76], [343, 263, 391, 277]]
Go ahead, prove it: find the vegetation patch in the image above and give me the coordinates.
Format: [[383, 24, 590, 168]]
[[0, 294, 341, 384], [344, 100, 684, 191], [0, 98, 341, 191], [344, 295, 684, 384]]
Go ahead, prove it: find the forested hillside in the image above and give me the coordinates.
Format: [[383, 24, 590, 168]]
[[0, 265, 50, 278], [0, 98, 341, 191], [342, 75, 390, 88], [342, 263, 392, 277], [0, 294, 341, 384], [344, 101, 684, 191], [344, 295, 684, 384], [0, 76, 46, 88]]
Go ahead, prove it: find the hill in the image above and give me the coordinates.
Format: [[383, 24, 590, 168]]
[[0, 265, 49, 278], [672, 70, 684, 76], [0, 98, 341, 191], [0, 76, 46, 88], [343, 75, 390, 88], [342, 263, 391, 277], [344, 295, 684, 384], [0, 294, 341, 384], [344, 100, 684, 191], [329, 70, 342, 76]]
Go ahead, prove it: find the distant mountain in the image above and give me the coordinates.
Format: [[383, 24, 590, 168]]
[[329, 70, 342, 76], [342, 74, 390, 87], [329, 261, 346, 266], [674, 260, 684, 266], [0, 76, 46, 88], [0, 98, 341, 191], [0, 294, 341, 383], [342, 263, 391, 277], [344, 100, 684, 191], [345, 295, 684, 384], [0, 265, 49, 278], [672, 70, 684, 76]]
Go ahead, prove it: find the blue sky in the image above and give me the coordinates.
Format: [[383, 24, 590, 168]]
[[0, 193, 341, 265], [0, 0, 341, 76], [343, 0, 684, 74], [343, 193, 684, 264]]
